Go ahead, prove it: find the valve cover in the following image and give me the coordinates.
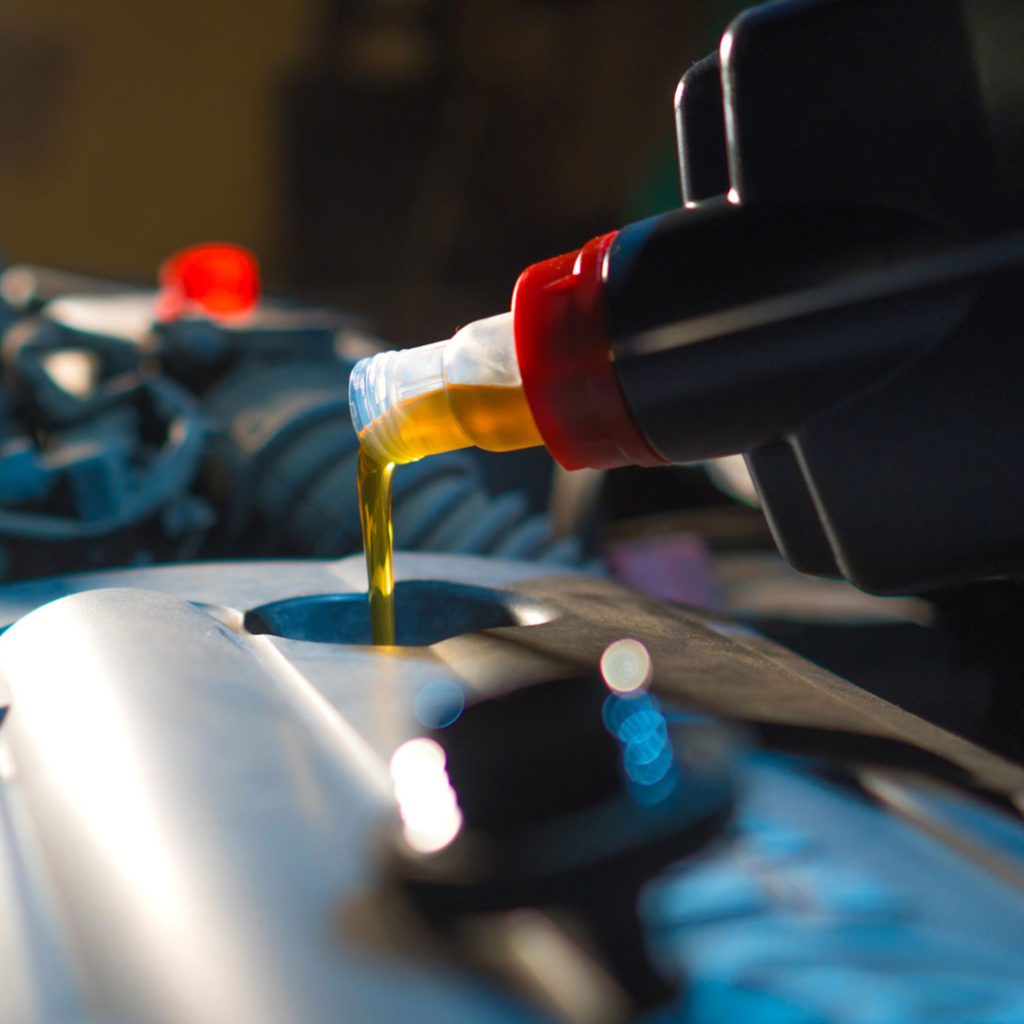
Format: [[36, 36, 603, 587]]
[[0, 555, 1021, 1022]]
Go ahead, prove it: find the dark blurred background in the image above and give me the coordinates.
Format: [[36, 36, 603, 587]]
[[0, 0, 745, 345]]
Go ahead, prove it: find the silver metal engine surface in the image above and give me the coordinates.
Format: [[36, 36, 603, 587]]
[[0, 554, 1020, 1023]]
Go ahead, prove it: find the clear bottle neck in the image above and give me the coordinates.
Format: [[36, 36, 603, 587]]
[[349, 313, 522, 464]]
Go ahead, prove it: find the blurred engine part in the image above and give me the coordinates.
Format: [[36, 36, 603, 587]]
[[0, 308, 210, 578], [0, 554, 1021, 1023], [0, 270, 575, 582], [388, 670, 734, 1016]]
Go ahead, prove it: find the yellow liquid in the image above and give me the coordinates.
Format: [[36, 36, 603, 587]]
[[358, 448, 396, 645], [376, 383, 543, 463], [357, 383, 542, 645]]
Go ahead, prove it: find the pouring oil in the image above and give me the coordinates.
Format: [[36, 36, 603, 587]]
[[357, 448, 396, 645], [356, 379, 542, 645]]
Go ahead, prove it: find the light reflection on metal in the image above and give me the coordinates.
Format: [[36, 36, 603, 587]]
[[6, 627, 238, 1019], [414, 679, 465, 729], [513, 602, 554, 627], [41, 350, 100, 398], [600, 638, 653, 695], [390, 737, 463, 853], [497, 909, 629, 1024]]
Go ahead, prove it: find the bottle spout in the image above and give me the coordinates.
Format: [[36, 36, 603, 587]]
[[349, 343, 448, 464], [349, 313, 541, 464]]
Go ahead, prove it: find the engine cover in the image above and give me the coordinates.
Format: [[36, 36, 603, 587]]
[[0, 555, 1021, 1023]]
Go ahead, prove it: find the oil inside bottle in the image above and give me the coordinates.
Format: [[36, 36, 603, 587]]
[[370, 383, 542, 464], [357, 383, 541, 645]]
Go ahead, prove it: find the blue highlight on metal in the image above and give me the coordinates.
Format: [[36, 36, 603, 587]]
[[640, 756, 1024, 1023], [603, 691, 678, 804]]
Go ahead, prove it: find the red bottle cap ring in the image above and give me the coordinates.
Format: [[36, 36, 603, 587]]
[[512, 231, 667, 471]]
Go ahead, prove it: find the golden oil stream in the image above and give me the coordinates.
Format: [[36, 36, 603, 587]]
[[357, 448, 396, 645], [358, 384, 543, 646]]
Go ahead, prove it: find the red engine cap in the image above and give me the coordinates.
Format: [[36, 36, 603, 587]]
[[512, 231, 666, 471], [156, 242, 260, 322]]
